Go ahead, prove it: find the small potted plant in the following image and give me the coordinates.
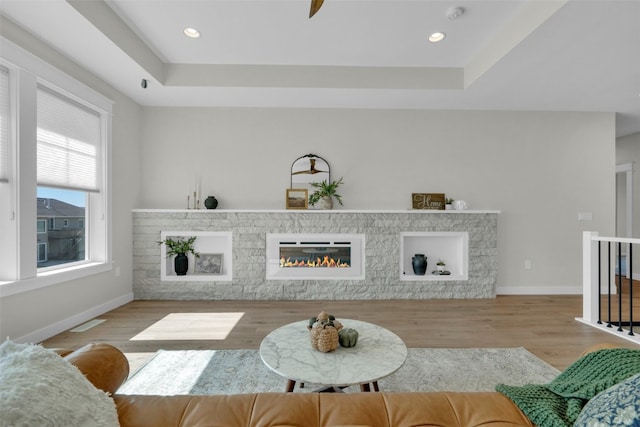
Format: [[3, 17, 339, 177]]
[[157, 236, 199, 276], [445, 198, 454, 210], [308, 177, 344, 209], [436, 259, 446, 273]]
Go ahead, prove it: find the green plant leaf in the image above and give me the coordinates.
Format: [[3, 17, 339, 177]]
[[157, 236, 200, 258], [308, 176, 344, 206]]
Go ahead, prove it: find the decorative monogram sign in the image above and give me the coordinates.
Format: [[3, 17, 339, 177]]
[[412, 193, 445, 210]]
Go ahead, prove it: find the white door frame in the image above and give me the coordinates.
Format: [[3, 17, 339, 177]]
[[616, 162, 633, 278]]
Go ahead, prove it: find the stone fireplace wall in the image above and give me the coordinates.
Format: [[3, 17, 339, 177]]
[[132, 210, 499, 300]]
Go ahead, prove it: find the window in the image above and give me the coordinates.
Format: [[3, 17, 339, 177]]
[[37, 242, 48, 263], [0, 40, 112, 296], [36, 87, 97, 270], [37, 189, 86, 268], [35, 85, 97, 269]]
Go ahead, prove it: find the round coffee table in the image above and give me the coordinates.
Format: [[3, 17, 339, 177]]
[[259, 319, 407, 392]]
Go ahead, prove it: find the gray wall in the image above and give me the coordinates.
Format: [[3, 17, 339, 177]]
[[140, 107, 616, 294], [616, 131, 640, 279]]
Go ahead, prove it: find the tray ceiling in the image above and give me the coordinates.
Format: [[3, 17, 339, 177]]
[[1, 0, 638, 136]]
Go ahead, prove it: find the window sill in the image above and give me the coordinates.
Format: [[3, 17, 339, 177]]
[[0, 262, 112, 298]]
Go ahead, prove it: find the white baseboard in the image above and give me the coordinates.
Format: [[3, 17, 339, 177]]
[[497, 286, 582, 295], [13, 292, 134, 344], [575, 317, 640, 345]]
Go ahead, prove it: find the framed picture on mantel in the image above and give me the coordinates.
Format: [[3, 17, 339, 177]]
[[412, 193, 445, 210], [286, 188, 308, 210]]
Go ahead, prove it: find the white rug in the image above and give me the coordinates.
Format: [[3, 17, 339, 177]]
[[117, 348, 560, 395]]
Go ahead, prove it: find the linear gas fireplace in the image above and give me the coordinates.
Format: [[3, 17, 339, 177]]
[[266, 233, 365, 280]]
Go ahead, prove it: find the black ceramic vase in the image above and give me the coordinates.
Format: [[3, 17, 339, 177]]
[[174, 253, 188, 275], [412, 254, 427, 275], [204, 196, 218, 209]]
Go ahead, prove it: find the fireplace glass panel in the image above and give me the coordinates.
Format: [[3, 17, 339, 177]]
[[279, 245, 351, 268]]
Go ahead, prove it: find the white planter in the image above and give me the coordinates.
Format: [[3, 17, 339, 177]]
[[319, 196, 333, 210]]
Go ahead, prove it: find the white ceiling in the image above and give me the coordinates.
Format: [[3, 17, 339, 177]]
[[1, 0, 639, 136]]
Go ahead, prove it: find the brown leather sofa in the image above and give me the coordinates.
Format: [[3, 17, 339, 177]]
[[60, 342, 618, 427]]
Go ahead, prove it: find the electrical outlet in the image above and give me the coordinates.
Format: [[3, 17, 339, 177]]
[[524, 260, 532, 270], [115, 266, 121, 277]]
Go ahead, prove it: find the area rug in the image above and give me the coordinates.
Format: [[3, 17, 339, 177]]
[[117, 348, 560, 395]]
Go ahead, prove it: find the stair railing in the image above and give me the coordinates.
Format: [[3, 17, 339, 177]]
[[579, 231, 639, 344]]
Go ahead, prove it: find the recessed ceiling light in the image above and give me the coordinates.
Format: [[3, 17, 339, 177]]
[[428, 32, 446, 43], [183, 27, 201, 38]]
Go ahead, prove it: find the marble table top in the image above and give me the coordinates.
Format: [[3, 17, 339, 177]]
[[259, 319, 407, 387]]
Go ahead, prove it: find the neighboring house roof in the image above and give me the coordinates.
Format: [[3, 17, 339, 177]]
[[37, 198, 84, 218]]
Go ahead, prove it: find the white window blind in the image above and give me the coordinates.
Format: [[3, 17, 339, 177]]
[[37, 85, 101, 192], [0, 66, 9, 183]]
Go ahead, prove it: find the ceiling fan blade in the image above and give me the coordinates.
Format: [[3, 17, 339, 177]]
[[309, 0, 324, 18]]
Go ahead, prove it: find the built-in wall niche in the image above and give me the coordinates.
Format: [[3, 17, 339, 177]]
[[160, 231, 232, 281], [400, 232, 469, 281]]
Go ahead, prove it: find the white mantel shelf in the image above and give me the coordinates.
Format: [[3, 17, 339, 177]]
[[133, 209, 501, 214]]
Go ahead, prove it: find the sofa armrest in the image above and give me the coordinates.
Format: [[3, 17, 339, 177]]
[[64, 342, 130, 395]]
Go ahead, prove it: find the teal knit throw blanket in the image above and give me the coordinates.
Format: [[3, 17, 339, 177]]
[[496, 348, 640, 427]]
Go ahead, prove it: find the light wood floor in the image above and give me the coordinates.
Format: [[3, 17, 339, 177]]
[[41, 295, 639, 371]]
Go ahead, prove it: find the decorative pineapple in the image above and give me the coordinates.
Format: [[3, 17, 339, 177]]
[[308, 311, 343, 352]]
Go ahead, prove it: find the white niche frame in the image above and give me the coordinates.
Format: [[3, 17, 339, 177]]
[[400, 232, 469, 281], [160, 231, 232, 281]]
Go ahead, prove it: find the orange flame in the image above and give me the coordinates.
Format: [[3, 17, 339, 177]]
[[280, 256, 349, 268]]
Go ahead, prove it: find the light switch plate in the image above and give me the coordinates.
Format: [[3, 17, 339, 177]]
[[578, 212, 593, 221]]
